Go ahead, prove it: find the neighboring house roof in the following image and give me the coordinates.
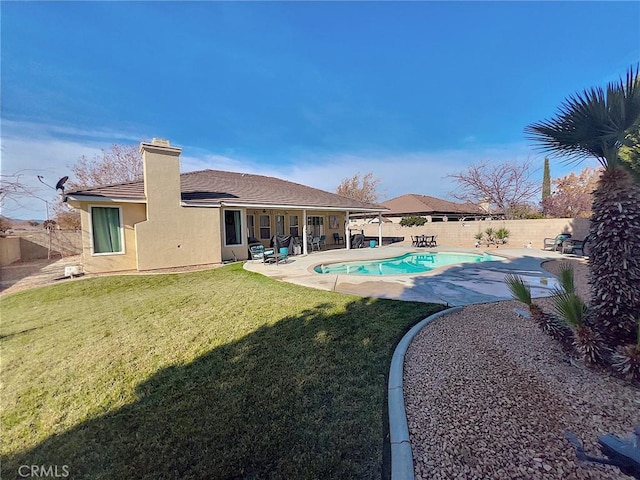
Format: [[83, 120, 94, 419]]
[[380, 194, 483, 216], [65, 169, 386, 212]]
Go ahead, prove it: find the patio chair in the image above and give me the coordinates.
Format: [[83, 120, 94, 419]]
[[319, 235, 327, 249], [263, 248, 278, 264], [543, 233, 572, 251], [279, 247, 289, 263], [310, 236, 321, 251], [561, 236, 589, 256], [249, 245, 265, 262], [333, 232, 344, 245]]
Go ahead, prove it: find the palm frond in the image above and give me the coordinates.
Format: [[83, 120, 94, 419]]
[[525, 64, 640, 169], [552, 290, 587, 329], [504, 273, 531, 305], [557, 262, 575, 294]]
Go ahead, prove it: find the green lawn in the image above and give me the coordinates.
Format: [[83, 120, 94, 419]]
[[1, 263, 443, 479]]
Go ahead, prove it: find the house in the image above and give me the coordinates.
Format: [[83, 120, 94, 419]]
[[64, 139, 387, 273], [375, 194, 485, 223]]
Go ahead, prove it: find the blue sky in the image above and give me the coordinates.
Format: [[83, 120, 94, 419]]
[[2, 1, 639, 219]]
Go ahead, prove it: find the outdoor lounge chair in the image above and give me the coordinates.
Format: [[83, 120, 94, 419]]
[[249, 245, 265, 262], [543, 233, 572, 251], [561, 236, 589, 256]]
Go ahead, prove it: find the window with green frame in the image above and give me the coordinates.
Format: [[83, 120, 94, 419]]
[[91, 206, 123, 254]]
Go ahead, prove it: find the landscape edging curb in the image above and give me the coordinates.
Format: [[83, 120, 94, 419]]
[[388, 306, 464, 480]]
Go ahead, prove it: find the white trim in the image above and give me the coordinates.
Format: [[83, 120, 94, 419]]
[[67, 195, 145, 204], [218, 202, 389, 212], [346, 211, 350, 250], [180, 202, 221, 208], [69, 196, 385, 213], [302, 209, 308, 255], [258, 213, 271, 240], [88, 205, 126, 256], [72, 197, 385, 213]]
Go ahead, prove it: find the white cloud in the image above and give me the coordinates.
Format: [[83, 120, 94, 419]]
[[2, 120, 597, 219], [0, 120, 114, 219], [268, 144, 542, 202]]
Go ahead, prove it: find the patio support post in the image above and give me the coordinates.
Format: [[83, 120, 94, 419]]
[[378, 212, 382, 247], [346, 211, 351, 250], [302, 209, 308, 255]]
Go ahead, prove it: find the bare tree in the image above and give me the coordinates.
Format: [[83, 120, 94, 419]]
[[542, 167, 601, 218], [0, 171, 36, 214], [0, 216, 10, 233], [447, 159, 540, 219], [69, 144, 142, 190], [56, 144, 142, 228], [335, 172, 382, 204], [52, 202, 81, 230]]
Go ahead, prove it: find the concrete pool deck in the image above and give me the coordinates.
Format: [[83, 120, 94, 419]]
[[243, 245, 571, 306]]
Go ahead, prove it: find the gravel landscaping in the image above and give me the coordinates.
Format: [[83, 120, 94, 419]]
[[404, 258, 639, 479]]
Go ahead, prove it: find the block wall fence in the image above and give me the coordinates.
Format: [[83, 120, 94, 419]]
[[0, 230, 82, 266], [354, 218, 590, 249]]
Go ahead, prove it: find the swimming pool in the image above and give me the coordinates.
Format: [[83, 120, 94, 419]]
[[314, 252, 504, 276]]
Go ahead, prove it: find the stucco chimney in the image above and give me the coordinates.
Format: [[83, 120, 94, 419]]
[[151, 138, 171, 147], [140, 138, 183, 217]]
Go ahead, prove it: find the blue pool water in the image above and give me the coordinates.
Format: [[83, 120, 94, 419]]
[[314, 252, 504, 276]]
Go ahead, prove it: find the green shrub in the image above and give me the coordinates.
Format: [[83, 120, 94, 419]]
[[399, 216, 427, 227], [495, 228, 510, 244]]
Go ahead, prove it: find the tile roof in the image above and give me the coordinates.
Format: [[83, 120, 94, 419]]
[[66, 169, 386, 212], [380, 194, 483, 215]]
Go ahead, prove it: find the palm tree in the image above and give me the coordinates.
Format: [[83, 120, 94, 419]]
[[525, 65, 640, 349]]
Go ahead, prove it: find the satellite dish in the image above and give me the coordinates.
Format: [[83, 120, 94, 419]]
[[55, 176, 69, 192]]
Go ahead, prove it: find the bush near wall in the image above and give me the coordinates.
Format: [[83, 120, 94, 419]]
[[399, 216, 427, 227]]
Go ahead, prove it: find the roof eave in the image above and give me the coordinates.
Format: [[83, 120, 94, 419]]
[[182, 200, 387, 212], [65, 194, 146, 204]]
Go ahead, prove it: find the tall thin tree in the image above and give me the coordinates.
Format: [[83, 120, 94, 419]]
[[542, 157, 551, 204]]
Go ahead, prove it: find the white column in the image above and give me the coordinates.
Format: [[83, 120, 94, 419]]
[[346, 211, 350, 250], [302, 209, 308, 255], [378, 212, 382, 247]]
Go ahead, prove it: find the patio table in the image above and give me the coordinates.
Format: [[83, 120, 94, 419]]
[[416, 235, 436, 247]]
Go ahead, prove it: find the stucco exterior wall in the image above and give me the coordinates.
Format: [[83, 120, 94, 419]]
[[73, 202, 147, 273], [354, 217, 590, 249], [136, 207, 222, 270]]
